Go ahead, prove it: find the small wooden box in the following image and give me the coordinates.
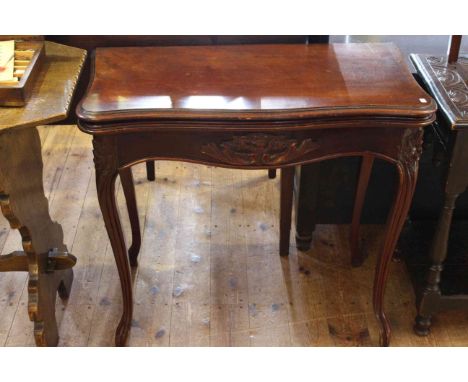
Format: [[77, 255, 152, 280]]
[[0, 40, 45, 107]]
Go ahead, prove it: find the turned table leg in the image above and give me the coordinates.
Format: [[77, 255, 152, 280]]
[[414, 130, 468, 335], [119, 167, 141, 267], [350, 155, 374, 267], [94, 136, 133, 346], [414, 192, 459, 335], [280, 167, 295, 256], [0, 127, 76, 346]]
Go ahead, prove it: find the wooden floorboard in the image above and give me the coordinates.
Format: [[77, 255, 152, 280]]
[[0, 124, 464, 346]]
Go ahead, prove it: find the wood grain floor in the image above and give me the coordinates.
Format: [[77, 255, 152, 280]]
[[1, 125, 467, 347]]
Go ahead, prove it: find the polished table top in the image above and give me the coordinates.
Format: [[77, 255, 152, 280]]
[[77, 43, 436, 125]]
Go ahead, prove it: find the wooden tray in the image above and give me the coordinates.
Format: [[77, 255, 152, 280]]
[[0, 40, 45, 107]]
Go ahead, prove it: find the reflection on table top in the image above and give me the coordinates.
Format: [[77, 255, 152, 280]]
[[78, 43, 435, 123]]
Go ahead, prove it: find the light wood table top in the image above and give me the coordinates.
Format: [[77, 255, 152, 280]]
[[0, 41, 86, 132]]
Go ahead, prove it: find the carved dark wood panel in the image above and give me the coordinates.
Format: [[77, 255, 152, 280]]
[[399, 128, 424, 171], [427, 56, 468, 118], [411, 54, 468, 128], [201, 134, 319, 166]]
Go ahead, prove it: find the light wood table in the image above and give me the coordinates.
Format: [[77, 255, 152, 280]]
[[0, 41, 86, 346]]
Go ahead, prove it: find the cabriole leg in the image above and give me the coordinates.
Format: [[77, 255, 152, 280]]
[[373, 129, 422, 346], [94, 137, 133, 346]]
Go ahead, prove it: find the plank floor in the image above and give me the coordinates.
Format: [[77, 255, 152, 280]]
[[1, 125, 467, 347]]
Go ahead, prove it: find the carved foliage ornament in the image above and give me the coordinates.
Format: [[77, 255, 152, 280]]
[[201, 134, 319, 166], [426, 56, 468, 118], [398, 128, 424, 172], [92, 136, 118, 179]]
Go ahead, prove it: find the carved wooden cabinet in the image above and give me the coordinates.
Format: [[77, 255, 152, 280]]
[[407, 54, 468, 335]]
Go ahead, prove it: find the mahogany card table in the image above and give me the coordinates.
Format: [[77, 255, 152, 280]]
[[77, 43, 436, 346]]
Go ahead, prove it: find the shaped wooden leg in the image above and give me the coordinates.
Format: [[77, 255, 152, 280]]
[[34, 263, 74, 346], [0, 249, 76, 346], [350, 155, 374, 267], [146, 160, 155, 181], [0, 127, 76, 346], [94, 137, 133, 346], [373, 165, 412, 346], [280, 167, 295, 256], [120, 167, 141, 267], [373, 130, 422, 346]]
